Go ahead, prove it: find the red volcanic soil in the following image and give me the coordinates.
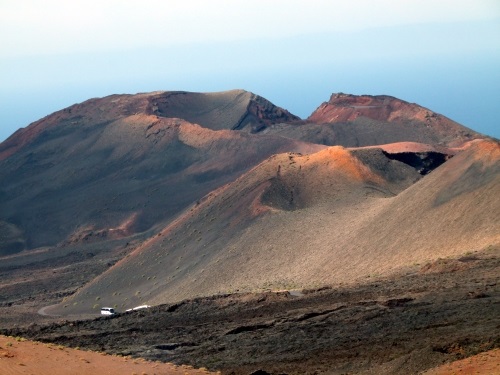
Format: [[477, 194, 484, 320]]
[[0, 335, 214, 375], [422, 348, 500, 375]]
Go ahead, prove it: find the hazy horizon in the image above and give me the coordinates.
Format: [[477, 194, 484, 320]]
[[1, 0, 499, 141]]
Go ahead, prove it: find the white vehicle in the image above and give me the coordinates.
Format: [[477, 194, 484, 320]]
[[100, 307, 115, 316], [125, 305, 151, 312]]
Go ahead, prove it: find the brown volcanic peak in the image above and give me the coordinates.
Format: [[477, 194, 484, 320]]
[[308, 93, 414, 123], [146, 89, 300, 132], [51, 139, 499, 314], [0, 105, 320, 253], [0, 89, 298, 161], [308, 93, 458, 125], [260, 93, 480, 148]]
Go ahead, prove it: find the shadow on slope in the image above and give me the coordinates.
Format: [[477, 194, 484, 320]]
[[0, 111, 320, 253]]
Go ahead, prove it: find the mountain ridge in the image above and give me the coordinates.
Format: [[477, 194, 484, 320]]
[[0, 88, 497, 318], [0, 89, 300, 162]]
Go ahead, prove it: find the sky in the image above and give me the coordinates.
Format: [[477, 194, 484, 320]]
[[1, 0, 499, 141]]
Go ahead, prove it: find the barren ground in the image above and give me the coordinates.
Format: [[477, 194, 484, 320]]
[[1, 247, 498, 375], [422, 348, 500, 374], [0, 335, 215, 375]]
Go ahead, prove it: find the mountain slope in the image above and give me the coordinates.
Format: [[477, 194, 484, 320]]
[[0, 91, 318, 253], [0, 90, 484, 254], [50, 139, 499, 314], [0, 89, 495, 320]]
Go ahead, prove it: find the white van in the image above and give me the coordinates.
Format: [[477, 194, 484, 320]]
[[100, 307, 115, 316]]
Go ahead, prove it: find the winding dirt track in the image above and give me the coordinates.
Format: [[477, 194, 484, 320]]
[[37, 305, 58, 317]]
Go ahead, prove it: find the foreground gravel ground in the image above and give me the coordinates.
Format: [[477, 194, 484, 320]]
[[2, 250, 499, 375]]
